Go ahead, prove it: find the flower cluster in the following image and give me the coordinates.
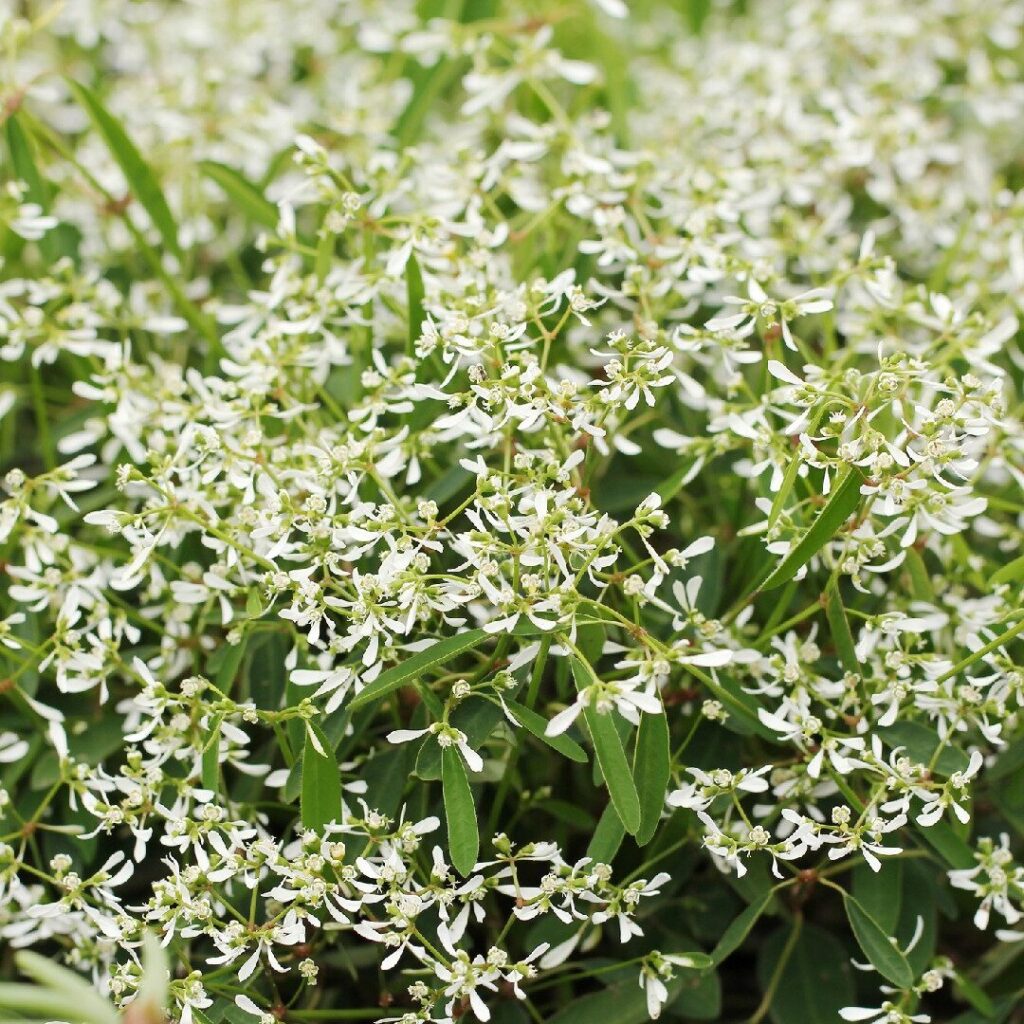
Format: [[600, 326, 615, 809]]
[[0, 0, 1022, 1022]]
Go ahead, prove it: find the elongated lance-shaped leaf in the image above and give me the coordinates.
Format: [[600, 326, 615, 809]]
[[66, 79, 182, 261], [11, 952, 119, 1024], [406, 251, 426, 356], [199, 160, 278, 229], [991, 551, 1024, 587], [301, 721, 341, 831], [505, 698, 588, 763], [349, 628, 489, 711], [571, 655, 641, 834], [442, 745, 479, 876], [842, 892, 915, 988], [712, 888, 775, 964], [202, 716, 223, 794], [632, 708, 670, 845], [759, 468, 864, 592], [586, 801, 626, 863], [5, 113, 67, 264], [825, 582, 859, 676]]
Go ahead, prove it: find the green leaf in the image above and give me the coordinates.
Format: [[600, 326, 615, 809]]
[[505, 698, 587, 763], [955, 974, 996, 1018], [415, 697, 502, 780], [577, 619, 606, 666], [349, 629, 489, 711], [583, 704, 641, 834], [905, 547, 935, 601], [879, 720, 970, 776], [406, 251, 425, 356], [632, 710, 670, 846], [441, 745, 479, 876], [991, 552, 1024, 588], [698, 673, 777, 741], [712, 888, 774, 965], [825, 582, 859, 676], [665, 962, 722, 1019], [65, 79, 182, 260], [759, 468, 863, 591], [0, 982, 116, 1024], [136, 932, 171, 1022], [315, 228, 333, 282], [301, 722, 340, 832], [767, 406, 824, 529], [586, 801, 625, 864], [843, 892, 914, 988], [852, 858, 903, 934], [571, 655, 641, 834], [215, 637, 248, 692], [545, 976, 687, 1024], [655, 456, 703, 505], [5, 112, 64, 263], [199, 160, 278, 229], [948, 996, 1019, 1024], [916, 818, 976, 870], [202, 716, 223, 794], [755, 923, 855, 1024], [12, 952, 119, 1024]]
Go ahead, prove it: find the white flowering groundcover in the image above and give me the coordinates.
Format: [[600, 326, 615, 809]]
[[0, 0, 1023, 1022]]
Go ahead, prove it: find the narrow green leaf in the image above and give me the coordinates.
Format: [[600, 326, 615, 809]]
[[756, 923, 855, 1023], [632, 710, 670, 846], [0, 981, 116, 1024], [879, 720, 970, 776], [545, 977, 687, 1024], [442, 745, 479, 876], [136, 932, 170, 1021], [12, 953, 118, 1024], [415, 697, 500, 780], [199, 160, 278, 228], [5, 113, 63, 263], [825, 582, 859, 675], [991, 552, 1024, 588], [505, 698, 588, 763], [767, 407, 823, 529], [349, 628, 489, 711], [393, 59, 465, 149], [570, 655, 641, 833], [215, 638, 247, 692], [852, 858, 903, 934], [577, 620, 606, 666], [712, 888, 774, 964], [759, 468, 863, 591], [948, 995, 1018, 1024], [301, 722, 341, 831], [905, 547, 935, 601], [202, 716, 223, 794], [583, 707, 641, 834], [315, 228, 333, 282], [65, 79, 182, 260], [843, 892, 914, 988], [916, 819, 976, 869], [406, 251, 425, 356], [955, 974, 996, 1018], [696, 672, 777, 741], [586, 801, 625, 864], [655, 456, 702, 505]]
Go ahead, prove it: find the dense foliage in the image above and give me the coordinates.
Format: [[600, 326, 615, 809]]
[[1, 1, 1024, 1022]]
